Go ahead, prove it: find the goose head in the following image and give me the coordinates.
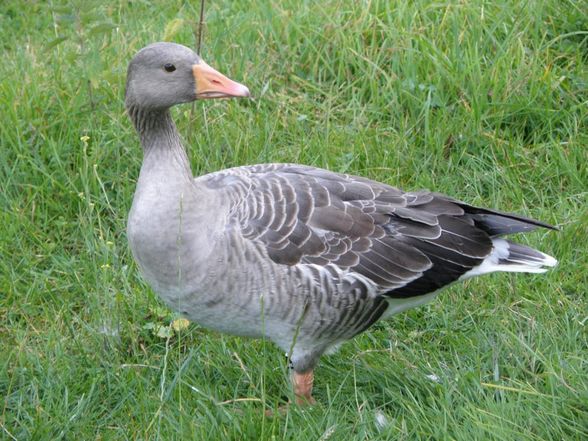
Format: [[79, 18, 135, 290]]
[[125, 42, 250, 110]]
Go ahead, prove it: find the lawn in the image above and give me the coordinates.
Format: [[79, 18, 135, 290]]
[[1, 0, 586, 439]]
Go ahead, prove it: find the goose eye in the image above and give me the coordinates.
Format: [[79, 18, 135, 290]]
[[164, 63, 176, 73]]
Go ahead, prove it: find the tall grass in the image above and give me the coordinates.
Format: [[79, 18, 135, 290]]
[[1, 0, 586, 439]]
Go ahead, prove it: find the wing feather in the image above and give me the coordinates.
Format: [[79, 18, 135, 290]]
[[203, 164, 545, 299]]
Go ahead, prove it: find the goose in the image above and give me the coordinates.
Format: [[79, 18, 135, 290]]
[[125, 42, 557, 405]]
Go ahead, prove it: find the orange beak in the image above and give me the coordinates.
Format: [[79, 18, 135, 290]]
[[193, 60, 250, 99]]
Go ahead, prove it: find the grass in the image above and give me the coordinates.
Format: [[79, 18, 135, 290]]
[[1, 0, 586, 439]]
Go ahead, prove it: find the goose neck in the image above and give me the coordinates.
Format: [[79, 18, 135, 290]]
[[128, 106, 192, 176]]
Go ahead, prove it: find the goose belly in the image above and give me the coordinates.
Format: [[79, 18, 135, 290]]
[[139, 231, 389, 351], [163, 264, 304, 340]]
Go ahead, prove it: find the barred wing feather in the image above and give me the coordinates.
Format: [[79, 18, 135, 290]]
[[202, 164, 550, 299]]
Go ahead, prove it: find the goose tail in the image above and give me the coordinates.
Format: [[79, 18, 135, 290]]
[[461, 238, 557, 280]]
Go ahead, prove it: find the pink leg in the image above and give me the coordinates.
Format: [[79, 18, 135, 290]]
[[292, 370, 317, 405]]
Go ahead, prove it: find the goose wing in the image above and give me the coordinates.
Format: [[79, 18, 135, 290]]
[[203, 164, 540, 298]]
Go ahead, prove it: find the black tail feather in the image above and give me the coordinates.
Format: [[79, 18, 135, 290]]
[[457, 204, 557, 237]]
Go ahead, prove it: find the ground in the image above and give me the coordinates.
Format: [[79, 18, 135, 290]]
[[1, 0, 586, 439]]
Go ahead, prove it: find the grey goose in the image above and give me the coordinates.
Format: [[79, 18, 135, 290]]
[[125, 42, 557, 405]]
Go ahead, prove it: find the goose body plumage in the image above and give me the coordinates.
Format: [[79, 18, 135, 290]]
[[125, 42, 557, 403]]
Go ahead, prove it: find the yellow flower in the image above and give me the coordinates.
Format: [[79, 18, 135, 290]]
[[172, 318, 190, 332]]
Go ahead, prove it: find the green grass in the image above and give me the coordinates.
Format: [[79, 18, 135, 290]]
[[1, 0, 586, 439]]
